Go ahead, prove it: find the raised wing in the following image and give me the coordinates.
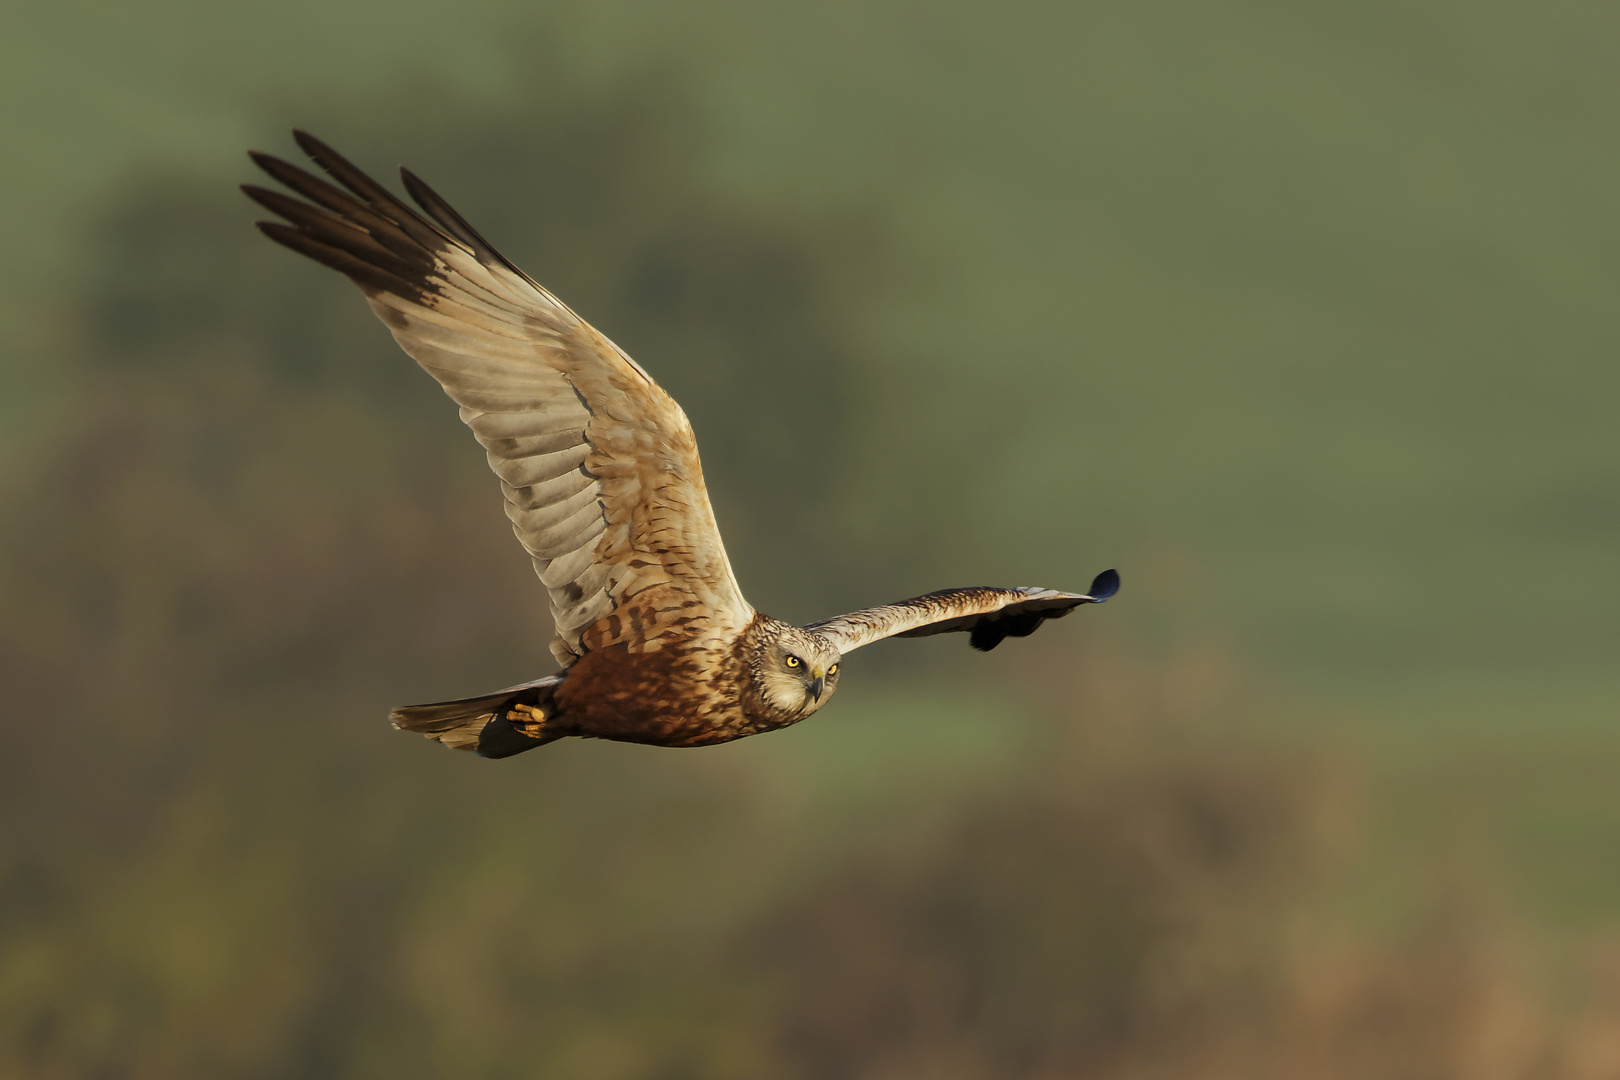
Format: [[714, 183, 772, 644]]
[[244, 131, 753, 666], [808, 569, 1119, 655]]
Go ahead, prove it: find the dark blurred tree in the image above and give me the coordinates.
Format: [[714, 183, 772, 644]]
[[743, 651, 1596, 1080], [749, 648, 1336, 1080]]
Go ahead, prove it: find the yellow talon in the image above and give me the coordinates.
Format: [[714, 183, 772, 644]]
[[507, 703, 548, 735]]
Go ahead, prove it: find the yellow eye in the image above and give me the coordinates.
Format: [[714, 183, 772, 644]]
[[785, 655, 801, 668], [827, 664, 839, 676]]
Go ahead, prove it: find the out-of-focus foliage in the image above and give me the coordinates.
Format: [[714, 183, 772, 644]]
[[756, 654, 1620, 1080]]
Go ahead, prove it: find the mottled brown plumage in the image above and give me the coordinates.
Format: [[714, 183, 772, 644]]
[[244, 131, 1118, 757]]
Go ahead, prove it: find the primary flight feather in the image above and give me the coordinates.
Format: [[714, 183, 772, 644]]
[[244, 130, 1118, 758]]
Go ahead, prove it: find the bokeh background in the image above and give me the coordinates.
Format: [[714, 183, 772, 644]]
[[4, 2, 1620, 1076]]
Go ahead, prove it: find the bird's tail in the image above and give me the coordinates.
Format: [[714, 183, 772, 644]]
[[390, 675, 565, 758]]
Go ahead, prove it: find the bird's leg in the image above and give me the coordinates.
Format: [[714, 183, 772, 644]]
[[507, 702, 548, 737]]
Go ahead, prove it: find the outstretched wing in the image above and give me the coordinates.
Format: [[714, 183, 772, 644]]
[[244, 131, 753, 666], [808, 569, 1119, 655]]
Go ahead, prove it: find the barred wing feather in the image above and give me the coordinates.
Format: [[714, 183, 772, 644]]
[[809, 569, 1119, 655], [244, 131, 753, 666]]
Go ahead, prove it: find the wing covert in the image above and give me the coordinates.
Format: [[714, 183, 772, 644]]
[[245, 131, 754, 666], [809, 570, 1119, 655]]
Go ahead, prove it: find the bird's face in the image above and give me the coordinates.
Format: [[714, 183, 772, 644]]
[[755, 627, 843, 720]]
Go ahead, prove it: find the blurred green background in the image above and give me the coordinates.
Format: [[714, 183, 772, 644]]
[[4, 1, 1620, 1076]]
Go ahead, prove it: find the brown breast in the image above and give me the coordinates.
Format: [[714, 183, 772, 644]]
[[551, 603, 764, 747]]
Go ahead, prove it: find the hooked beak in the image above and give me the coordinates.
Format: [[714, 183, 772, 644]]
[[808, 674, 826, 702]]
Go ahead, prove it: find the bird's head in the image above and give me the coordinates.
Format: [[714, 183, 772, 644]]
[[748, 621, 843, 722]]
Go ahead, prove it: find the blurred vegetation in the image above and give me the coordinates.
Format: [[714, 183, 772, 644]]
[[4, 2, 1620, 1077]]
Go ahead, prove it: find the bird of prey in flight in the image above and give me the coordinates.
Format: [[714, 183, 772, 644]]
[[243, 131, 1118, 758]]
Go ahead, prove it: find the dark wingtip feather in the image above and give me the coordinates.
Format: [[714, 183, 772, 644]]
[[254, 220, 427, 300], [240, 183, 320, 223], [400, 165, 536, 285], [290, 130, 373, 198], [399, 167, 484, 250], [1087, 569, 1120, 601], [291, 128, 341, 169]]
